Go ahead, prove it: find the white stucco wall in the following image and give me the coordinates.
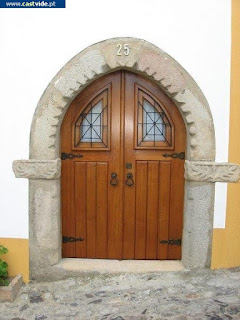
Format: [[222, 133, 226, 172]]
[[0, 0, 231, 238]]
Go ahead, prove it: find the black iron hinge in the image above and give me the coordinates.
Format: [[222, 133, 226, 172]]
[[163, 152, 185, 160], [61, 152, 83, 160], [62, 236, 84, 243], [159, 239, 182, 246]]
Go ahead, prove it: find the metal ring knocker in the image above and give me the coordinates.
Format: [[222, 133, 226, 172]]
[[125, 172, 134, 186], [110, 172, 118, 186]]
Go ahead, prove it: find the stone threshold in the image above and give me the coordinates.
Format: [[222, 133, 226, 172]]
[[56, 259, 185, 274]]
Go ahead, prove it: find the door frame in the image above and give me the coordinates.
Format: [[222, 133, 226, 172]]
[[13, 38, 240, 281]]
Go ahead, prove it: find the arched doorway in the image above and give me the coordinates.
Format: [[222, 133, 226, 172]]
[[61, 71, 186, 260], [13, 38, 236, 281]]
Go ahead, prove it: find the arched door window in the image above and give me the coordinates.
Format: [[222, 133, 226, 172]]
[[74, 87, 110, 149]]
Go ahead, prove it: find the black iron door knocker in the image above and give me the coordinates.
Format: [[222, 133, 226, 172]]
[[110, 172, 118, 186], [125, 172, 134, 186]]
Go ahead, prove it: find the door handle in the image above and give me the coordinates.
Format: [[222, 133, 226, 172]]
[[110, 172, 118, 186], [125, 172, 134, 186]]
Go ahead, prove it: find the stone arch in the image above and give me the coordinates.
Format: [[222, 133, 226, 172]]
[[30, 38, 215, 162], [14, 38, 240, 281]]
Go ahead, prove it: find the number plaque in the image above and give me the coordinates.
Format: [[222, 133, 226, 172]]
[[117, 44, 130, 56]]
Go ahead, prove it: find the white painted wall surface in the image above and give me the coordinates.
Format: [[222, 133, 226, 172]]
[[0, 0, 231, 238]]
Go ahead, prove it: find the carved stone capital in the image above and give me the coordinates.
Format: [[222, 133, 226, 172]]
[[12, 159, 61, 179], [185, 160, 240, 183]]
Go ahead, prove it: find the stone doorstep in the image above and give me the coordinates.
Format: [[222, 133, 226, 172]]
[[58, 259, 185, 274], [0, 274, 23, 303]]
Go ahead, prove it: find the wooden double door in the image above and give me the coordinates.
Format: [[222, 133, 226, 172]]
[[61, 71, 186, 260]]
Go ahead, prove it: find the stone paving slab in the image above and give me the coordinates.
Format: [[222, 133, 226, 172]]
[[0, 268, 240, 320]]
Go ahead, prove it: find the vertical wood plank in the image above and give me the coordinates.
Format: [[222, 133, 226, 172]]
[[62, 160, 75, 257], [107, 174, 122, 259], [86, 162, 97, 257], [158, 161, 171, 259], [61, 105, 76, 258], [96, 163, 108, 258], [168, 160, 184, 259], [75, 162, 87, 258], [135, 161, 148, 259], [146, 161, 159, 259], [122, 71, 137, 259], [122, 176, 136, 258], [107, 72, 122, 259]]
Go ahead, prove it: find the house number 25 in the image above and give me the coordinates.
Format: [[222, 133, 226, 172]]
[[117, 44, 130, 56]]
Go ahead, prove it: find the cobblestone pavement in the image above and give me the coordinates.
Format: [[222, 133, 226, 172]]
[[1, 268, 240, 320]]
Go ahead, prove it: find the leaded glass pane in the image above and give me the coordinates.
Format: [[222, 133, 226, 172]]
[[136, 89, 173, 148], [74, 88, 109, 149], [142, 100, 166, 142], [80, 101, 103, 142]]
